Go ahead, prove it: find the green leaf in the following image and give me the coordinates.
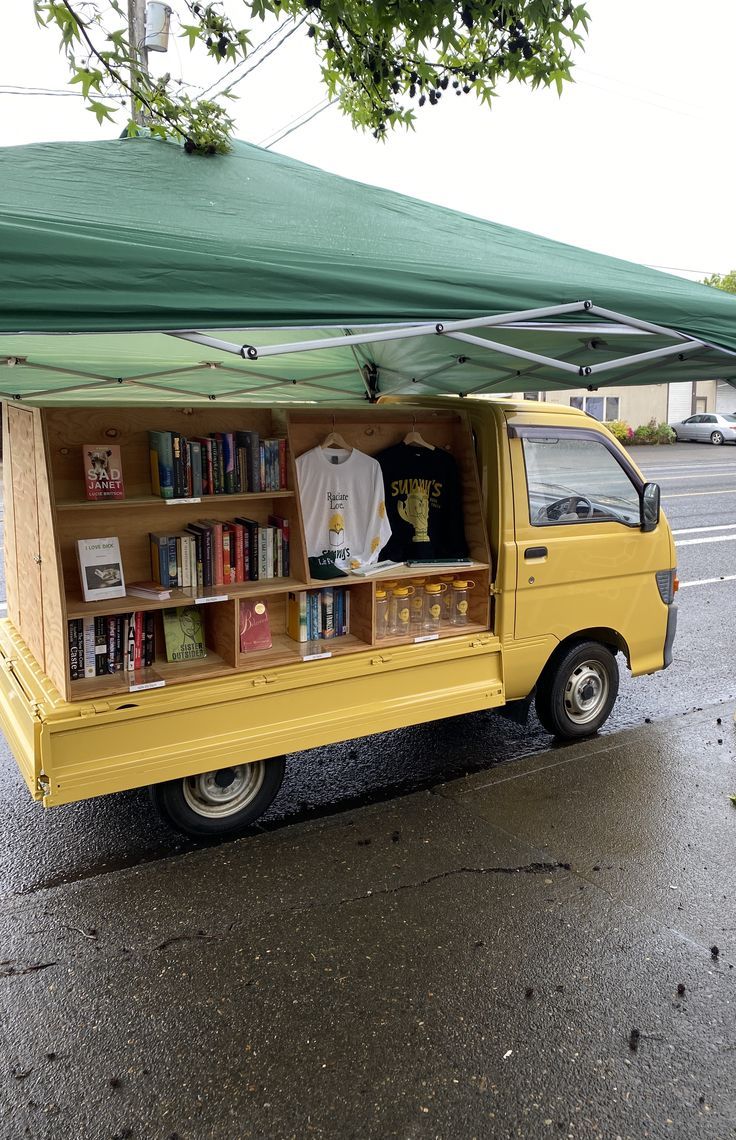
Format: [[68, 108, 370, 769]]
[[70, 68, 103, 99], [88, 100, 116, 125], [180, 24, 200, 51]]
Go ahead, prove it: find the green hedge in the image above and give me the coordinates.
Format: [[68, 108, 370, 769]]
[[605, 418, 675, 445]]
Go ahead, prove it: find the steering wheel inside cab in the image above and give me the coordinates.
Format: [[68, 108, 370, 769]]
[[537, 495, 594, 524]]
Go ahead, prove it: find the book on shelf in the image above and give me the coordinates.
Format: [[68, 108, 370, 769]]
[[162, 606, 207, 663], [82, 615, 96, 678], [76, 536, 126, 602], [150, 516, 290, 592], [149, 431, 174, 500], [127, 580, 171, 601], [148, 428, 287, 499], [235, 430, 260, 493], [287, 591, 308, 643], [150, 532, 198, 589], [268, 514, 290, 577], [68, 612, 155, 678], [68, 619, 82, 680], [189, 440, 203, 497], [239, 600, 272, 652], [288, 588, 350, 642], [82, 444, 124, 501]]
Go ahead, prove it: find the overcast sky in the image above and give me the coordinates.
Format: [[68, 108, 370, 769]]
[[2, 0, 735, 280]]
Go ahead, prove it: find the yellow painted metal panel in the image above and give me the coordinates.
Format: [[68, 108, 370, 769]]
[[0, 629, 44, 799], [41, 635, 503, 805]]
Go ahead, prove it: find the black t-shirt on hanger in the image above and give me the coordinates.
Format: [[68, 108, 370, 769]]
[[376, 442, 468, 561]]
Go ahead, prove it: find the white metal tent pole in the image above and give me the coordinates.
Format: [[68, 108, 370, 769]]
[[168, 302, 591, 360], [443, 331, 583, 374], [586, 305, 691, 343], [583, 340, 703, 376]]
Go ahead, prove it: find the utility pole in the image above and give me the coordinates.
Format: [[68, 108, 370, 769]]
[[126, 0, 149, 125]]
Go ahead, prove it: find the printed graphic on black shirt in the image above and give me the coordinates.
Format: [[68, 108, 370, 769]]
[[376, 443, 468, 561]]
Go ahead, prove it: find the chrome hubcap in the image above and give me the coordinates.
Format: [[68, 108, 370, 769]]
[[183, 762, 265, 819], [564, 662, 609, 725]]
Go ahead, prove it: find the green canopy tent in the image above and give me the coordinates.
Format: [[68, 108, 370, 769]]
[[1, 134, 735, 405]]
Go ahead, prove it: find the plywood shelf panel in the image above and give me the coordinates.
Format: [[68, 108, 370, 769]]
[[337, 560, 490, 586], [68, 648, 234, 701], [57, 491, 295, 512], [238, 632, 370, 671], [65, 577, 308, 619], [374, 621, 490, 649]]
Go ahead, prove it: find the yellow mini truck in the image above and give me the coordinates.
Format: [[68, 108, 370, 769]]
[[0, 397, 677, 838]]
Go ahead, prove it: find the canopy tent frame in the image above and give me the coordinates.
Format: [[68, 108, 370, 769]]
[[170, 300, 701, 376], [0, 299, 722, 407]]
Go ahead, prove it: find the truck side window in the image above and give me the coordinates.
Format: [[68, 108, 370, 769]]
[[522, 437, 640, 527]]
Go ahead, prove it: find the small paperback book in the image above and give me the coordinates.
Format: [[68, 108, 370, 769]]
[[127, 580, 171, 601], [162, 606, 207, 663], [76, 537, 126, 602], [240, 600, 272, 652], [82, 444, 125, 501]]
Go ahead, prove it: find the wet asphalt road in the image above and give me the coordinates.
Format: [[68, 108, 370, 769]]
[[1, 441, 735, 898]]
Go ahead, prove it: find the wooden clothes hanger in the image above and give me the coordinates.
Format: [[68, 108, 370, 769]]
[[321, 416, 352, 453], [403, 415, 435, 450]]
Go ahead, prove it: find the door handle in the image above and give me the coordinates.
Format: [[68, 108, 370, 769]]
[[524, 546, 548, 560]]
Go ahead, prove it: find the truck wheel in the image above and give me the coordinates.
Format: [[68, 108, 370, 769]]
[[150, 756, 286, 838], [535, 641, 618, 739]]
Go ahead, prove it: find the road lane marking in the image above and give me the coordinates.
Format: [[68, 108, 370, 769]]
[[679, 574, 736, 589], [665, 489, 736, 498], [676, 534, 736, 547], [656, 472, 736, 481], [672, 523, 736, 534], [636, 461, 736, 470]]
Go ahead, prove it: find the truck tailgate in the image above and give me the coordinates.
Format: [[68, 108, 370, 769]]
[[0, 621, 504, 807]]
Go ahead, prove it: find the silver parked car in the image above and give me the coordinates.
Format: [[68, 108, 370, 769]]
[[670, 412, 736, 445]]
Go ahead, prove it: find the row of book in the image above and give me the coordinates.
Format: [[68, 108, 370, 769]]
[[149, 430, 287, 499], [287, 588, 350, 643], [68, 613, 156, 679], [151, 515, 290, 589]]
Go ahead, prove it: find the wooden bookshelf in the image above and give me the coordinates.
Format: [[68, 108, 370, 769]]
[[2, 402, 492, 703]]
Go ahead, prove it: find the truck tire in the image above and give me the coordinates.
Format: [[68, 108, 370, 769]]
[[150, 756, 286, 838], [535, 641, 618, 739]]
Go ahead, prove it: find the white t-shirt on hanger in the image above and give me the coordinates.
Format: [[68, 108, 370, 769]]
[[296, 446, 392, 571]]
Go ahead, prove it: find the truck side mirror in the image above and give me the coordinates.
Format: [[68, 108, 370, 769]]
[[641, 482, 660, 532]]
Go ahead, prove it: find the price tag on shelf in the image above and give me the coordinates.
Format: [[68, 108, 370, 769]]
[[165, 497, 202, 505], [413, 634, 439, 643], [194, 595, 228, 605], [128, 679, 166, 692], [302, 651, 332, 662]]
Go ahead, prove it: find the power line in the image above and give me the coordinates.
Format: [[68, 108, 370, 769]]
[[202, 15, 306, 101], [0, 86, 97, 98], [198, 16, 295, 99], [646, 264, 732, 278], [258, 96, 332, 146], [261, 97, 338, 150]]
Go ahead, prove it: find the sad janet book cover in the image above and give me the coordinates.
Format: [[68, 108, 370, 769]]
[[83, 444, 125, 500]]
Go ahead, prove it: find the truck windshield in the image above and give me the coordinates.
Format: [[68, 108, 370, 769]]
[[522, 436, 640, 527]]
